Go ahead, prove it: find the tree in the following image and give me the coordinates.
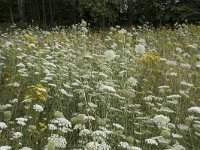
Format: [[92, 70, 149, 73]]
[[18, 0, 25, 24]]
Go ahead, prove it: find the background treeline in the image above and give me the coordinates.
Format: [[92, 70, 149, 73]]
[[0, 0, 200, 28]]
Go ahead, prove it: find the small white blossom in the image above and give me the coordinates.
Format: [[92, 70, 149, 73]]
[[98, 84, 116, 93], [16, 117, 28, 126], [135, 44, 146, 55], [177, 124, 189, 131], [127, 77, 137, 86], [172, 133, 183, 139], [19, 147, 32, 150], [166, 95, 181, 99], [12, 132, 23, 139], [113, 123, 124, 130], [79, 129, 91, 136], [0, 122, 7, 129], [48, 134, 67, 148], [145, 138, 158, 145], [166, 60, 177, 66], [0, 146, 11, 150], [188, 107, 200, 114], [153, 115, 170, 126], [104, 50, 116, 61], [48, 124, 57, 131], [59, 89, 73, 97], [33, 104, 44, 112]]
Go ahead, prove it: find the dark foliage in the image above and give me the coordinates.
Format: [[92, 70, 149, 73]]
[[0, 0, 199, 28]]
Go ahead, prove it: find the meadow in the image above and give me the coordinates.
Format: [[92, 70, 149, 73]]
[[0, 21, 200, 150]]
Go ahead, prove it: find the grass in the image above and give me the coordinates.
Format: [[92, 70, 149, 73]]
[[0, 21, 200, 150]]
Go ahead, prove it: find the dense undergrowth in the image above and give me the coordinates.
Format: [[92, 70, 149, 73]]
[[0, 21, 200, 150]]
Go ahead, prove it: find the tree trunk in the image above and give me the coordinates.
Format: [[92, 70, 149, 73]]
[[18, 0, 25, 24], [42, 0, 46, 28], [49, 0, 54, 26], [10, 0, 14, 23], [35, 0, 41, 26], [128, 0, 134, 27]]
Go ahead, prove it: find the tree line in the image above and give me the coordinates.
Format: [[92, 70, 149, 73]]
[[0, 0, 200, 28]]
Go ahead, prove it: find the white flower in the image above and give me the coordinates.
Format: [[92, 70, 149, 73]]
[[177, 124, 189, 131], [188, 107, 200, 114], [176, 47, 183, 53], [104, 50, 116, 61], [16, 117, 28, 126], [7, 82, 20, 87], [119, 142, 134, 150], [196, 61, 200, 68], [172, 133, 183, 139], [168, 143, 186, 150], [135, 44, 146, 55], [59, 89, 73, 97], [85, 141, 110, 150], [4, 41, 13, 48], [113, 123, 124, 130], [85, 142, 98, 150], [48, 134, 67, 148], [180, 81, 194, 87], [48, 124, 57, 131], [19, 147, 32, 150], [180, 63, 191, 69], [118, 29, 127, 34], [153, 136, 170, 144], [166, 60, 177, 66], [0, 122, 7, 129], [166, 95, 181, 99], [98, 84, 116, 93], [127, 77, 137, 86], [51, 118, 72, 128], [79, 129, 91, 136], [168, 72, 177, 77], [12, 132, 23, 139], [0, 146, 11, 150], [51, 118, 72, 133], [153, 115, 170, 126], [158, 85, 170, 89], [145, 138, 158, 145], [132, 146, 142, 150], [91, 130, 107, 139], [33, 104, 44, 112], [16, 63, 25, 67]]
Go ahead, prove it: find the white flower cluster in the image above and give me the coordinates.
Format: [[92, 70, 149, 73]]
[[11, 132, 23, 140], [0, 146, 12, 150], [153, 115, 170, 127], [85, 141, 110, 150], [47, 134, 67, 149], [50, 118, 72, 133], [16, 117, 28, 126], [0, 122, 7, 130], [33, 104, 44, 112], [118, 142, 141, 150]]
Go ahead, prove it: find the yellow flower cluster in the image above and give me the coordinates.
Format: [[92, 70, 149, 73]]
[[138, 52, 161, 64], [27, 84, 48, 101], [38, 122, 47, 131]]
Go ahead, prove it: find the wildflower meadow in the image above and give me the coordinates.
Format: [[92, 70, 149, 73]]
[[0, 21, 200, 150]]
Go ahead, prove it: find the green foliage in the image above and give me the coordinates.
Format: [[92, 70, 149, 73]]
[[0, 0, 200, 27]]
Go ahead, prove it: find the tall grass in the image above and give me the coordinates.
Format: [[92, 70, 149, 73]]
[[0, 21, 200, 150]]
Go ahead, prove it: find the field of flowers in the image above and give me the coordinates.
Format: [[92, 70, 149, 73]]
[[0, 21, 200, 150]]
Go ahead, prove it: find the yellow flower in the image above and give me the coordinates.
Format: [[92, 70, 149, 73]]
[[138, 52, 160, 64], [28, 84, 48, 101], [38, 122, 47, 131]]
